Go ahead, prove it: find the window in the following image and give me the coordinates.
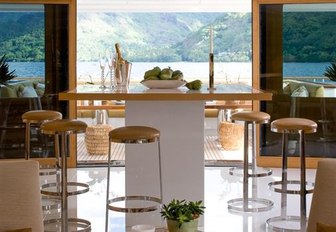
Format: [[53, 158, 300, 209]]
[[0, 2, 70, 159], [76, 0, 252, 86], [254, 1, 336, 162]]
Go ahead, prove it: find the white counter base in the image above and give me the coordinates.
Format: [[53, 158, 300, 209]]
[[125, 101, 205, 227]]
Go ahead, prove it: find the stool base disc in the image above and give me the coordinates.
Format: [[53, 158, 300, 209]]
[[266, 216, 305, 232], [268, 180, 314, 194], [41, 182, 90, 197], [229, 167, 272, 178], [227, 197, 273, 213], [44, 218, 91, 232], [108, 195, 162, 213]]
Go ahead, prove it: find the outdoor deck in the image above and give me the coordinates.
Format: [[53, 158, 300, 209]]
[[77, 134, 244, 166]]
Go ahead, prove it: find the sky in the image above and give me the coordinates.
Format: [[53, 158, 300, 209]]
[[77, 0, 251, 12]]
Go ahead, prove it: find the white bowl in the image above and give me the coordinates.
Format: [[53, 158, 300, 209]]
[[131, 224, 155, 232]]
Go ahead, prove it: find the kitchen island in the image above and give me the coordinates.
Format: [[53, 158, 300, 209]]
[[59, 83, 272, 227]]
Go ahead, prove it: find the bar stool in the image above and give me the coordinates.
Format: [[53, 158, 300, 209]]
[[105, 126, 162, 232], [22, 110, 63, 212], [227, 111, 273, 212], [22, 110, 62, 175], [267, 117, 317, 231], [40, 119, 91, 232]]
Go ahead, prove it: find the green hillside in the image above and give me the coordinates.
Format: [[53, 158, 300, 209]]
[[77, 12, 251, 62], [0, 12, 45, 61], [283, 12, 336, 62], [1, 11, 336, 62]]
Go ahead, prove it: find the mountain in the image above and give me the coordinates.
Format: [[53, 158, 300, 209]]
[[1, 11, 335, 63], [77, 12, 252, 62], [0, 12, 45, 61]]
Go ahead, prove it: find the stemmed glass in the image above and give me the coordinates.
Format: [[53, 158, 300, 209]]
[[106, 51, 116, 89], [99, 54, 107, 89]]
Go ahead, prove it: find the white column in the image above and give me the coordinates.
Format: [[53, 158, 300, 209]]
[[125, 100, 205, 227]]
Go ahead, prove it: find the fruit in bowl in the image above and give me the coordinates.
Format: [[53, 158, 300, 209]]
[[142, 67, 202, 90], [143, 66, 183, 81]]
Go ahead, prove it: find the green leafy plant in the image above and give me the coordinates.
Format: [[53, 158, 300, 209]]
[[160, 199, 205, 228], [0, 55, 16, 85], [324, 62, 336, 81]]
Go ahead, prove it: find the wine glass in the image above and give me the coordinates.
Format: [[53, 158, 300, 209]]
[[99, 54, 107, 89], [106, 51, 116, 89]]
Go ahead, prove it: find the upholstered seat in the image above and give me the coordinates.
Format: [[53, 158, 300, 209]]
[[22, 110, 62, 124], [307, 159, 336, 232], [0, 160, 44, 232]]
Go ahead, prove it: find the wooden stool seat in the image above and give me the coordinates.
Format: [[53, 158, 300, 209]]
[[109, 126, 160, 143], [41, 119, 87, 134], [231, 111, 270, 123], [271, 118, 317, 134], [22, 110, 62, 123]]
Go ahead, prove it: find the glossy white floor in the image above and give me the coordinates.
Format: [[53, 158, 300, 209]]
[[42, 166, 316, 232], [41, 117, 316, 232]]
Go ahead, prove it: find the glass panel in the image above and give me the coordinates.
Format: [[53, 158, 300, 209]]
[[259, 3, 336, 158], [0, 4, 69, 159], [76, 0, 252, 165]]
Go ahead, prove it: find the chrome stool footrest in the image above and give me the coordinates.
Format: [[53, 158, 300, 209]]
[[107, 195, 162, 213], [229, 167, 272, 178], [44, 217, 91, 232], [268, 180, 314, 194], [41, 195, 61, 211], [227, 197, 274, 213], [39, 164, 59, 176], [266, 215, 304, 232], [41, 182, 90, 197]]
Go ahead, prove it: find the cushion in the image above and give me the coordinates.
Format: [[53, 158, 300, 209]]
[[0, 85, 18, 98], [5, 228, 32, 232], [317, 222, 336, 232], [315, 86, 325, 97], [291, 85, 309, 97], [33, 83, 45, 97], [283, 82, 291, 95], [18, 86, 38, 98]]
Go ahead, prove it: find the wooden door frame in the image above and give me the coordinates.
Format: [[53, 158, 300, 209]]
[[253, 0, 335, 169], [0, 0, 77, 167]]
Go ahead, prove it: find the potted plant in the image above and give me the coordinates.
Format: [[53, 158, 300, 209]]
[[160, 199, 205, 232], [324, 61, 336, 81], [0, 54, 16, 85]]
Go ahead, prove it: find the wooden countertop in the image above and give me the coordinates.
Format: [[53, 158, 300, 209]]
[[59, 83, 272, 101]]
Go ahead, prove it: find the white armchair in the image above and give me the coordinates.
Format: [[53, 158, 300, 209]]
[[0, 160, 44, 232], [307, 159, 336, 232]]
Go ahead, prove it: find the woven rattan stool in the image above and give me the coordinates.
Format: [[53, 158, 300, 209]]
[[105, 126, 162, 232], [267, 117, 317, 232], [40, 119, 91, 232], [227, 111, 273, 213]]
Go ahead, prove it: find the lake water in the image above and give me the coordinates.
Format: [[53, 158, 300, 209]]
[[8, 61, 332, 83]]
